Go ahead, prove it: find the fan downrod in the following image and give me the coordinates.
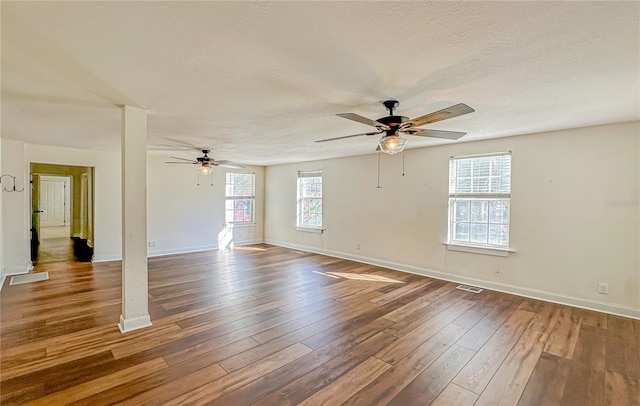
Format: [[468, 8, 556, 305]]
[[383, 100, 399, 115]]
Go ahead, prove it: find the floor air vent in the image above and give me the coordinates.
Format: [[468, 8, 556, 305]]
[[456, 284, 483, 293]]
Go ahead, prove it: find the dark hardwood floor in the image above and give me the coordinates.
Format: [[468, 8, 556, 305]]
[[1, 244, 639, 405]]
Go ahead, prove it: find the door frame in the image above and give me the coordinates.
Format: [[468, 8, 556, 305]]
[[30, 163, 95, 263]]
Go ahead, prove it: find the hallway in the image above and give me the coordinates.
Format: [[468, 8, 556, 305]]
[[37, 226, 74, 264]]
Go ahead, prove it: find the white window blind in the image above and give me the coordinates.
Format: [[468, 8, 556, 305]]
[[448, 153, 511, 248], [449, 152, 511, 197], [225, 173, 255, 223], [297, 171, 322, 229]]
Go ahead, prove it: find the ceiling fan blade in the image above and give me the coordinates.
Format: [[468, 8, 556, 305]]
[[402, 103, 474, 129], [169, 156, 198, 162], [315, 131, 381, 143], [212, 160, 245, 170], [336, 113, 390, 130], [164, 161, 198, 164], [402, 128, 467, 140]]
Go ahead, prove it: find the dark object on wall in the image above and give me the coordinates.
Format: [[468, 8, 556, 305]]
[[72, 237, 94, 262]]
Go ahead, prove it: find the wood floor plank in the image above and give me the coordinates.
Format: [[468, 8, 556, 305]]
[[604, 369, 640, 406], [517, 353, 571, 406], [1, 244, 634, 406], [543, 305, 582, 359], [296, 356, 391, 406], [387, 344, 476, 406], [165, 342, 312, 405], [452, 309, 535, 394], [606, 315, 640, 379], [527, 301, 561, 334], [220, 300, 389, 373], [377, 299, 476, 364], [342, 324, 468, 405], [431, 383, 479, 406], [210, 317, 400, 405], [559, 363, 605, 405], [23, 358, 167, 406], [452, 302, 496, 329], [3, 324, 181, 380], [475, 328, 548, 405], [573, 324, 607, 371], [116, 362, 228, 405], [381, 282, 455, 323], [370, 279, 433, 305], [455, 298, 522, 351], [582, 309, 608, 329], [252, 331, 397, 406]]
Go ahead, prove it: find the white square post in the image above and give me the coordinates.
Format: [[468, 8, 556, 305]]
[[118, 105, 152, 333]]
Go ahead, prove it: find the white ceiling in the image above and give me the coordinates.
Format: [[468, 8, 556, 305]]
[[2, 2, 638, 166]]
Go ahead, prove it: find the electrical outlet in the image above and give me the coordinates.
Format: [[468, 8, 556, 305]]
[[597, 283, 609, 295], [148, 241, 156, 248], [356, 243, 361, 250]]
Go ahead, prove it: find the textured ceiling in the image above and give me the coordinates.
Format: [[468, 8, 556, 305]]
[[2, 2, 638, 166]]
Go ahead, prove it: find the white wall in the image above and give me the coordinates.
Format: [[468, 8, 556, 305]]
[[146, 155, 264, 257], [1, 139, 30, 275], [1, 141, 265, 269], [264, 122, 640, 318], [26, 143, 123, 262], [0, 135, 4, 285]]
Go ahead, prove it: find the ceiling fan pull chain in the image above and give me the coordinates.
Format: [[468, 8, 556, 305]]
[[376, 151, 382, 189], [402, 151, 406, 177]]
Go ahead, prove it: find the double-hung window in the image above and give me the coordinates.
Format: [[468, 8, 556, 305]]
[[225, 173, 255, 224], [448, 152, 511, 249], [297, 171, 322, 229]]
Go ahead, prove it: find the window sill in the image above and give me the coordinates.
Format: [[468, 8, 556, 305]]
[[445, 243, 514, 257], [296, 227, 324, 234]]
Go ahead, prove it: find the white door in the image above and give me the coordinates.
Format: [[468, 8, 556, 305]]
[[40, 179, 67, 227]]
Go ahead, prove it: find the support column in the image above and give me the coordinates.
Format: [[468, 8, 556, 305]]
[[118, 105, 151, 333]]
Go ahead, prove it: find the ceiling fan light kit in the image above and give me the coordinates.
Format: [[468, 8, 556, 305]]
[[198, 164, 213, 176], [165, 149, 244, 178], [378, 135, 407, 155], [317, 100, 474, 155]]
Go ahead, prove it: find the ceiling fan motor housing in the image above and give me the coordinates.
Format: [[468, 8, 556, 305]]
[[377, 115, 409, 135]]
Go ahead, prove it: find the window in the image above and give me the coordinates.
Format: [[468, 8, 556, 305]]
[[448, 152, 511, 248], [297, 171, 323, 229], [225, 173, 255, 224]]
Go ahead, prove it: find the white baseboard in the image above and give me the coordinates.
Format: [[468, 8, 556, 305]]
[[265, 239, 640, 320], [231, 238, 265, 247], [94, 240, 263, 263], [118, 314, 152, 333], [147, 244, 218, 258], [92, 253, 122, 263]]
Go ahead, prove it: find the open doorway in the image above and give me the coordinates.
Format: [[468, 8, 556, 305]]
[[30, 163, 95, 264]]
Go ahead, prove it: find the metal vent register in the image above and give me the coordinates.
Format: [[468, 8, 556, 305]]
[[456, 284, 483, 293]]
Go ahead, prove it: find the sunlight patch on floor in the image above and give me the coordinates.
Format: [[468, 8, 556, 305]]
[[234, 246, 268, 252], [314, 271, 404, 283]]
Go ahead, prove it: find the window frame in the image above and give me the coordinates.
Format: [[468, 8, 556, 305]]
[[224, 172, 255, 225], [447, 152, 512, 251], [296, 170, 323, 231]]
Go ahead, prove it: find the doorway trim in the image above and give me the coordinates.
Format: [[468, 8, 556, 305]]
[[30, 163, 95, 264]]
